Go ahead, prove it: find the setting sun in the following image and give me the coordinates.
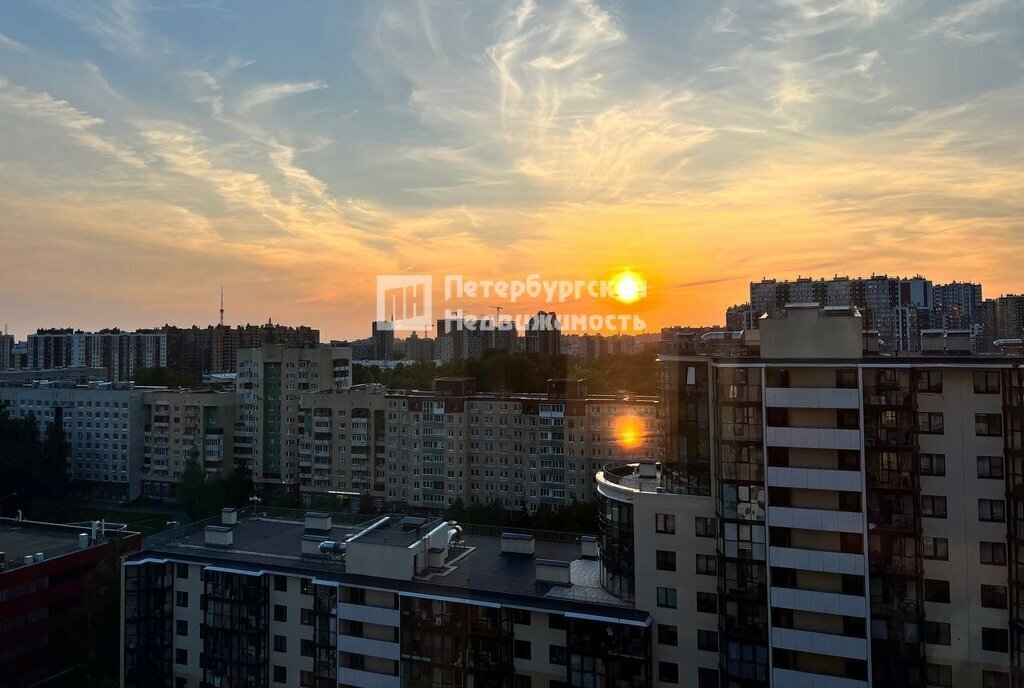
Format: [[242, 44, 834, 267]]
[[613, 414, 646, 450], [610, 272, 646, 305]]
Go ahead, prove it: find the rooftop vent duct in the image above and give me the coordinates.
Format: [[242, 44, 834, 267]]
[[221, 508, 238, 526], [304, 511, 332, 533], [536, 559, 571, 586], [78, 533, 89, 549], [33, 552, 44, 563], [579, 535, 598, 559], [204, 525, 233, 548], [501, 532, 535, 556]]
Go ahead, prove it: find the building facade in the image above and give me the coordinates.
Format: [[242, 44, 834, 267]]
[[526, 311, 562, 356], [0, 333, 13, 370], [27, 328, 167, 381]]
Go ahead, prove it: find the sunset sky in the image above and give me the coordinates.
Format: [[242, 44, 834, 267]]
[[1, 0, 1021, 340]]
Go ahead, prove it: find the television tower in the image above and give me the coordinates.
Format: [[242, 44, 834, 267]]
[[219, 286, 224, 326]]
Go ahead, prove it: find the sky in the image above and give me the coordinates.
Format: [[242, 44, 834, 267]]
[[0, 0, 1021, 341]]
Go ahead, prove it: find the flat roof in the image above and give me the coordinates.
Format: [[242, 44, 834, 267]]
[[0, 519, 105, 570]]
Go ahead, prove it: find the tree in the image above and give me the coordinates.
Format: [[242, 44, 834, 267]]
[[0, 406, 70, 519], [177, 459, 224, 520]]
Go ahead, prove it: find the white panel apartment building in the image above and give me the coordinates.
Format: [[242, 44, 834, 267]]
[[0, 380, 161, 500], [26, 329, 167, 381]]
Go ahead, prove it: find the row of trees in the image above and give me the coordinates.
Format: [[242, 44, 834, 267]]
[[446, 498, 600, 534], [354, 351, 659, 395], [0, 406, 70, 518]]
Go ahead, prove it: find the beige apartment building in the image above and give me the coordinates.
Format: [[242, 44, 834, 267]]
[[630, 303, 1024, 688], [140, 388, 238, 499], [296, 377, 658, 511]]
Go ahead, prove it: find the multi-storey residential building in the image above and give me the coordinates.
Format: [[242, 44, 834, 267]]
[[0, 380, 158, 499], [236, 345, 352, 494], [934, 281, 984, 331], [26, 328, 167, 381], [435, 318, 485, 363], [526, 311, 562, 356], [0, 333, 14, 370], [371, 321, 395, 361], [297, 377, 658, 511], [161, 322, 321, 377], [121, 508, 658, 688], [1, 516, 140, 688], [977, 294, 1024, 352], [403, 331, 435, 362], [0, 366, 108, 384], [140, 388, 239, 499], [648, 302, 1023, 687], [726, 303, 754, 331]]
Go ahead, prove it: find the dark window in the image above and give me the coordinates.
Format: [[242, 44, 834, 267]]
[[300, 578, 311, 595], [514, 640, 531, 660], [976, 414, 1002, 437], [920, 453, 946, 476], [981, 584, 1008, 609], [274, 635, 286, 652], [657, 587, 677, 608], [923, 536, 949, 560], [300, 670, 314, 687], [548, 614, 566, 630], [515, 676, 531, 688], [656, 513, 675, 534], [697, 629, 718, 652], [926, 663, 952, 688], [983, 671, 1010, 688], [176, 678, 186, 688], [176, 620, 188, 636], [274, 665, 287, 683], [925, 621, 951, 646], [974, 371, 1000, 394], [979, 499, 1005, 522], [656, 550, 677, 571], [918, 412, 944, 434], [696, 554, 716, 575], [176, 563, 188, 579], [274, 574, 287, 592], [176, 591, 188, 607], [549, 645, 566, 665], [916, 370, 942, 393], [512, 609, 530, 625], [658, 624, 678, 646], [175, 648, 187, 665], [300, 608, 314, 625], [695, 517, 716, 537], [836, 369, 857, 388], [658, 662, 679, 684], [982, 628, 1009, 653], [922, 495, 947, 518], [924, 579, 950, 603], [301, 639, 314, 657], [274, 604, 287, 622], [696, 591, 717, 613], [837, 409, 859, 429], [697, 668, 719, 688], [978, 455, 1005, 479], [981, 541, 1007, 565]]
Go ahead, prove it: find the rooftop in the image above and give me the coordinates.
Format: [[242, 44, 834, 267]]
[[0, 517, 129, 573]]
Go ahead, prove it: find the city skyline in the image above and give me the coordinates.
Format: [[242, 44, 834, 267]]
[[1, 0, 1022, 341]]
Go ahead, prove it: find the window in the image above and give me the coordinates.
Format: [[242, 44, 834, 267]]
[[514, 640, 531, 660], [978, 455, 1005, 479], [656, 550, 677, 571], [175, 648, 187, 665], [656, 513, 675, 534], [697, 629, 719, 652], [983, 671, 1010, 688], [982, 628, 1009, 653], [549, 645, 566, 665], [924, 579, 950, 603], [981, 584, 1008, 609], [926, 663, 952, 688], [300, 670, 314, 687], [512, 609, 530, 625], [922, 495, 947, 518], [976, 414, 1002, 437], [300, 608, 314, 625], [658, 624, 678, 646], [274, 635, 287, 652], [918, 412, 944, 434], [916, 370, 942, 393], [657, 587, 678, 608], [837, 409, 859, 429], [696, 554, 716, 575], [176, 563, 189, 579], [274, 575, 287, 592], [658, 662, 679, 684], [176, 620, 188, 636], [696, 591, 718, 614], [273, 604, 287, 622], [698, 668, 719, 688], [176, 591, 188, 607], [925, 621, 951, 646], [515, 676, 531, 688], [979, 499, 1005, 522], [974, 370, 1000, 394], [695, 516, 716, 538], [923, 536, 949, 560], [301, 639, 314, 657], [274, 665, 287, 683], [920, 453, 946, 476], [176, 678, 187, 688], [300, 578, 311, 595], [981, 541, 1007, 565]]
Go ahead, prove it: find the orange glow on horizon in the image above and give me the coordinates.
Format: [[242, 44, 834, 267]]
[[613, 414, 646, 451]]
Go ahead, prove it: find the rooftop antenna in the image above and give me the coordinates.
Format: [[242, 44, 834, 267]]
[[219, 286, 224, 326]]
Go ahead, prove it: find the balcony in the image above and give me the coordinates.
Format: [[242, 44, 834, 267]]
[[772, 668, 867, 688], [766, 388, 860, 410], [338, 635, 400, 661], [768, 506, 863, 534], [338, 603, 399, 627], [767, 467, 862, 492], [766, 427, 861, 451], [337, 667, 400, 688], [769, 546, 865, 576], [771, 627, 868, 661], [770, 587, 867, 617]]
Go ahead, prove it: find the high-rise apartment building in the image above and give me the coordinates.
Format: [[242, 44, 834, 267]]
[[435, 318, 485, 363], [296, 377, 658, 511], [0, 380, 158, 499], [404, 331, 435, 362], [526, 311, 562, 356], [140, 388, 238, 499], [121, 508, 658, 688], [934, 281, 984, 331], [236, 345, 351, 493], [26, 328, 167, 381], [371, 321, 395, 361], [0, 333, 14, 370], [644, 303, 1023, 687]]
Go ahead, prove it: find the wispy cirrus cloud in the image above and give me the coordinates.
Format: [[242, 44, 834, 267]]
[[35, 0, 147, 55], [237, 80, 328, 112], [919, 0, 1014, 44]]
